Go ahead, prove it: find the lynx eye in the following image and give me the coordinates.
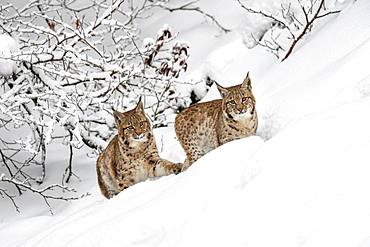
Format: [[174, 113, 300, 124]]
[[242, 97, 247, 102], [140, 121, 147, 127], [227, 100, 236, 105], [127, 126, 134, 131]]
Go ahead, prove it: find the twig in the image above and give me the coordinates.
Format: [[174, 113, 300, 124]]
[[0, 186, 20, 213], [158, 1, 231, 33], [0, 148, 22, 195], [282, 0, 340, 61], [237, 0, 294, 38], [63, 130, 74, 184], [237, 0, 340, 61], [0, 175, 88, 214]]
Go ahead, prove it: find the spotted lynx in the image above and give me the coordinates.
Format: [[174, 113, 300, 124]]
[[175, 73, 258, 170], [96, 98, 182, 199]]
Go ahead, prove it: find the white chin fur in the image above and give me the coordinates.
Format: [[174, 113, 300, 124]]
[[132, 135, 147, 142], [233, 111, 252, 120]]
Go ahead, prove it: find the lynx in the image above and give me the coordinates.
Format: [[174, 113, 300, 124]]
[[175, 73, 258, 170], [96, 98, 182, 199]]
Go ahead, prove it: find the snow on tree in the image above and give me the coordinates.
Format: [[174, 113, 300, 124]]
[[0, 34, 19, 77], [238, 0, 342, 60], [0, 0, 227, 212]]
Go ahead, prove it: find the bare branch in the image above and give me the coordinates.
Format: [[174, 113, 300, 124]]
[[316, 10, 341, 19], [237, 0, 294, 38], [282, 0, 340, 61], [158, 1, 231, 33], [63, 130, 74, 184], [1, 175, 88, 214], [0, 185, 20, 213], [237, 0, 341, 61]]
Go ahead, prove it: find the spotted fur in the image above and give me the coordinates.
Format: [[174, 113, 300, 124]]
[[175, 73, 258, 170], [96, 99, 182, 199]]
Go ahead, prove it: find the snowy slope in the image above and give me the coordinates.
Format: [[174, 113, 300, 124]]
[[2, 0, 370, 246]]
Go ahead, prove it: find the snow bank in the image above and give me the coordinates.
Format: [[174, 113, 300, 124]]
[[8, 137, 264, 247]]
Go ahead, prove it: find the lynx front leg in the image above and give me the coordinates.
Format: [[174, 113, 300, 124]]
[[153, 159, 182, 177], [116, 178, 136, 192], [97, 165, 120, 199], [181, 158, 191, 172]]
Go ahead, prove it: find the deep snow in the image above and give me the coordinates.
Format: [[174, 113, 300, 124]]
[[1, 0, 370, 246]]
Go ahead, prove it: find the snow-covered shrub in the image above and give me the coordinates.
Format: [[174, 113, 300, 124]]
[[238, 0, 343, 60], [0, 0, 201, 212]]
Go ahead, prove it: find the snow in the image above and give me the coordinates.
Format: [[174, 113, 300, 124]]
[[0, 35, 19, 77], [2, 0, 370, 246]]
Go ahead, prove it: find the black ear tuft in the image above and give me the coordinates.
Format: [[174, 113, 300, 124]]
[[241, 72, 252, 90], [135, 96, 144, 112], [113, 111, 123, 124], [216, 82, 228, 98]]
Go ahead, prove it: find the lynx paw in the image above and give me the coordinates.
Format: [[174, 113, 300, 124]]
[[172, 163, 183, 174]]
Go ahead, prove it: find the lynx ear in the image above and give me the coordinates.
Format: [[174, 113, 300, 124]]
[[241, 72, 252, 90], [216, 82, 229, 98], [113, 110, 124, 124], [135, 96, 144, 113]]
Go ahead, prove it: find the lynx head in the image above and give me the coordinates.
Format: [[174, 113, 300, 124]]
[[113, 97, 151, 147], [216, 73, 256, 121]]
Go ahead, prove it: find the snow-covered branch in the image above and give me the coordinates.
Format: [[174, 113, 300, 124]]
[[157, 0, 231, 33], [0, 0, 200, 212], [237, 0, 341, 60], [0, 174, 88, 214]]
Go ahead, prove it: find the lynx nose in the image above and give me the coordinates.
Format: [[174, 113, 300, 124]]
[[239, 109, 247, 114], [135, 133, 145, 139]]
